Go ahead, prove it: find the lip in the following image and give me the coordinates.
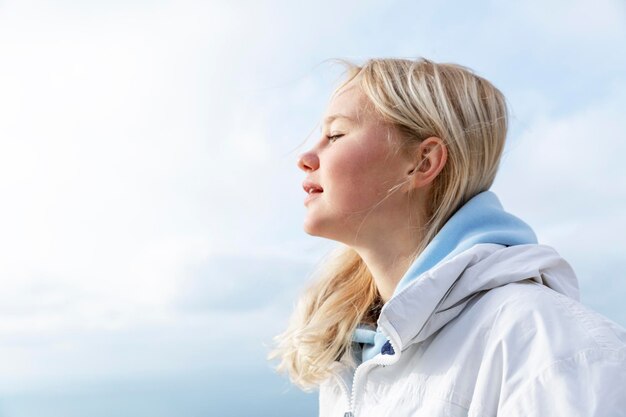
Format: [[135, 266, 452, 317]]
[[302, 180, 323, 206], [304, 190, 323, 206], [302, 180, 323, 194]]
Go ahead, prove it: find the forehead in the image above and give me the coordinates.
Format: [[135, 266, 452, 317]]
[[323, 81, 374, 124]]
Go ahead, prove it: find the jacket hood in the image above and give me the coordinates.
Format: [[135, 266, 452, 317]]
[[353, 191, 579, 363], [380, 243, 579, 350]]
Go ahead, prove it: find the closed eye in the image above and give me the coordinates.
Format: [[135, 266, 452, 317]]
[[326, 134, 344, 143]]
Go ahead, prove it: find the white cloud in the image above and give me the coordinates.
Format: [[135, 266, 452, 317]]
[[0, 0, 242, 309], [512, 0, 626, 41], [495, 81, 626, 227], [0, 304, 287, 393], [0, 0, 327, 387]]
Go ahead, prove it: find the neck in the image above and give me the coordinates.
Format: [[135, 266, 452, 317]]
[[345, 189, 430, 303], [352, 228, 424, 303]]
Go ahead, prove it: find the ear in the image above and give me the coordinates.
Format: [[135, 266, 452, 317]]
[[406, 137, 448, 190]]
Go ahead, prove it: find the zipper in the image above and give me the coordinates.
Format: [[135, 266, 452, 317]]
[[334, 329, 401, 417]]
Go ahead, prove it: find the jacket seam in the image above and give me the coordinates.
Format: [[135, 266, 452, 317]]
[[499, 346, 626, 415], [527, 280, 620, 350]]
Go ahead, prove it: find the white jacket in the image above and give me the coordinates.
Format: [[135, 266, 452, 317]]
[[319, 243, 626, 417]]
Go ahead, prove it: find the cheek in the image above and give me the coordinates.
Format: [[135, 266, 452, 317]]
[[326, 150, 393, 210]]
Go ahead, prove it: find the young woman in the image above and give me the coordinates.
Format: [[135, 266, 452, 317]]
[[270, 58, 626, 416]]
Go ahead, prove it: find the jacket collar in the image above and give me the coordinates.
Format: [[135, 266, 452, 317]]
[[378, 243, 580, 353]]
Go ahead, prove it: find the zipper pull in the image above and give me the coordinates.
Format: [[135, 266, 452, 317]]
[[343, 413, 354, 417]]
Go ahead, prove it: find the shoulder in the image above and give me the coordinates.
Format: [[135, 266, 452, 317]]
[[479, 280, 626, 356], [453, 281, 626, 415], [471, 281, 626, 416], [439, 279, 626, 382]]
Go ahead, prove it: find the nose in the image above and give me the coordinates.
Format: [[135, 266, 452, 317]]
[[297, 150, 319, 172]]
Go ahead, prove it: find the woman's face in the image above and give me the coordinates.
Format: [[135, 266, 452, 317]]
[[297, 80, 414, 245]]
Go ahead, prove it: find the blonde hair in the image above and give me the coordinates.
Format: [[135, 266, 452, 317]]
[[269, 57, 509, 390]]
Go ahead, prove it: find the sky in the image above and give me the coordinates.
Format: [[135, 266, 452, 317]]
[[0, 0, 625, 415]]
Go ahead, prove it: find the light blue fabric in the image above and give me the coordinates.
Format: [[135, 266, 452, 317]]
[[352, 190, 538, 363], [353, 325, 377, 345]]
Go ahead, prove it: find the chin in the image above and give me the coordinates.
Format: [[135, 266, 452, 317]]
[[302, 221, 321, 237], [303, 220, 349, 245], [303, 216, 332, 238]]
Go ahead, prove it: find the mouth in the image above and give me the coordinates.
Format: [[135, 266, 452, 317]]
[[302, 181, 324, 195], [302, 181, 323, 206]]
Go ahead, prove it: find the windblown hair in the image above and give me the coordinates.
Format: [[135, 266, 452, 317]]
[[269, 58, 509, 390]]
